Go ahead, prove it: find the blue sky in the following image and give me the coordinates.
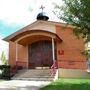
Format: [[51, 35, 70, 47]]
[[0, 0, 63, 38], [0, 20, 23, 37]]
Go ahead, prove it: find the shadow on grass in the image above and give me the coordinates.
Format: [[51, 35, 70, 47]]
[[40, 83, 90, 90]]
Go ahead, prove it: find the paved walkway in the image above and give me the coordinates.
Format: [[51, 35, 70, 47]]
[[0, 80, 51, 90]]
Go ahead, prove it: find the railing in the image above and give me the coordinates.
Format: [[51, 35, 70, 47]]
[[50, 60, 58, 76]]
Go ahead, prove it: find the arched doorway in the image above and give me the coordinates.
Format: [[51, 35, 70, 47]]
[[28, 40, 53, 69]]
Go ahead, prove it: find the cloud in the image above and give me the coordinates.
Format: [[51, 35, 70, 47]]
[[0, 0, 63, 25], [0, 35, 9, 59], [0, 0, 33, 25]]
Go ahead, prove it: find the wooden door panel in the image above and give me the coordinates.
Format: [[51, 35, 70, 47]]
[[28, 41, 53, 68]]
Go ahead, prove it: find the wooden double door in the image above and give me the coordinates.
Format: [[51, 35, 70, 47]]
[[28, 40, 53, 68]]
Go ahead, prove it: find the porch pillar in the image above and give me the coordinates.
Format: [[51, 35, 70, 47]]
[[16, 42, 18, 61], [52, 38, 55, 61]]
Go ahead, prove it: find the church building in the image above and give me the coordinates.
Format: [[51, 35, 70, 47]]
[[4, 9, 89, 79]]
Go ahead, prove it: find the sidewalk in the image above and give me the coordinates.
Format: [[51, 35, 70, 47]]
[[0, 80, 51, 90]]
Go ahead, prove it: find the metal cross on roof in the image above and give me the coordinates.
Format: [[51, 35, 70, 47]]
[[40, 5, 45, 12]]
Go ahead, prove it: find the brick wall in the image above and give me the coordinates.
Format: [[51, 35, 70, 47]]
[[9, 41, 16, 67], [9, 41, 28, 68], [56, 25, 87, 69]]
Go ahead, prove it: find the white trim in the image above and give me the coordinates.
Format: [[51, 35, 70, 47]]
[[15, 32, 56, 42], [52, 38, 55, 61]]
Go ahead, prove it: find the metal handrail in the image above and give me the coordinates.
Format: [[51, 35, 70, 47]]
[[50, 60, 58, 76]]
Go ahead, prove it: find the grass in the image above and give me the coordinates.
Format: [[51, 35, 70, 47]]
[[40, 79, 90, 90]]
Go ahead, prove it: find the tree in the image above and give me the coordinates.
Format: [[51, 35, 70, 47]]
[[0, 51, 7, 65], [53, 0, 90, 42]]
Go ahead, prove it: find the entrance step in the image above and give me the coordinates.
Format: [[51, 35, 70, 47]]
[[12, 69, 54, 81], [12, 77, 53, 81]]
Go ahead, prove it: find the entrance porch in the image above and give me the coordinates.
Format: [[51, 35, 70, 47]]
[[13, 30, 61, 69], [9, 30, 62, 79]]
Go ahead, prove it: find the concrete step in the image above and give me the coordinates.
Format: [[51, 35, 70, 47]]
[[12, 69, 54, 81], [14, 69, 51, 77], [12, 77, 53, 81]]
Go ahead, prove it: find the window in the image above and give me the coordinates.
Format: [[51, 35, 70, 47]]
[[87, 60, 90, 71], [87, 42, 90, 48], [87, 42, 90, 71]]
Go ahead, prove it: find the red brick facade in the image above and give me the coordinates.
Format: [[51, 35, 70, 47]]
[[5, 21, 87, 70]]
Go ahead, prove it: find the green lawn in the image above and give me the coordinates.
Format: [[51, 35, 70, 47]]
[[40, 79, 90, 90]]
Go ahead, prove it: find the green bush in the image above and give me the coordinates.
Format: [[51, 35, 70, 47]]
[[0, 65, 10, 80]]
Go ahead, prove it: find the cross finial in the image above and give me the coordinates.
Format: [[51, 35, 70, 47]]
[[40, 5, 45, 12]]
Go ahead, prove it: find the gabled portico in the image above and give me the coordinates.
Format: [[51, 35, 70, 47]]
[[13, 30, 62, 69]]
